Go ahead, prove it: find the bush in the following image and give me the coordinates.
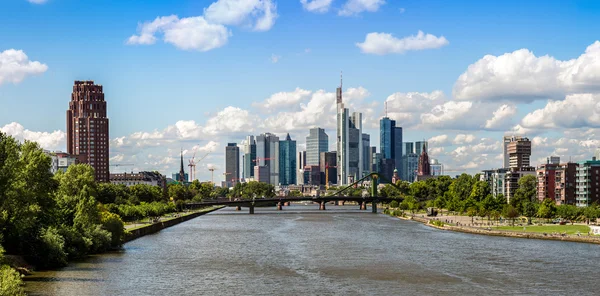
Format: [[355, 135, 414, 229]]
[[0, 265, 25, 296], [430, 220, 445, 227], [390, 200, 399, 208], [85, 225, 112, 254], [58, 226, 91, 260], [101, 211, 125, 248], [36, 227, 68, 268]]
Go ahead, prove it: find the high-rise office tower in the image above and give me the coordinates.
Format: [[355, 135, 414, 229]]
[[503, 136, 512, 168], [243, 136, 256, 179], [256, 133, 280, 185], [403, 142, 414, 155], [507, 136, 531, 169], [336, 75, 363, 185], [279, 134, 296, 185], [362, 133, 370, 176], [297, 151, 306, 185], [415, 141, 428, 156], [225, 143, 240, 187], [320, 151, 337, 185], [380, 117, 403, 180], [67, 81, 109, 182], [306, 127, 328, 166]]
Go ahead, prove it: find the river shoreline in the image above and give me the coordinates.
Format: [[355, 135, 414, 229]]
[[393, 213, 600, 245]]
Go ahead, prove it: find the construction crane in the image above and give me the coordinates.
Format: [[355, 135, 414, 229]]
[[188, 150, 211, 181], [109, 163, 135, 172], [208, 167, 216, 185], [325, 164, 337, 189]]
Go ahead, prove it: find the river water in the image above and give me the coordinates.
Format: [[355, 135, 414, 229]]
[[25, 205, 599, 295]]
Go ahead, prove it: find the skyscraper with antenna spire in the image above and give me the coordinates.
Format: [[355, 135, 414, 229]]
[[380, 102, 403, 182], [336, 73, 363, 185]]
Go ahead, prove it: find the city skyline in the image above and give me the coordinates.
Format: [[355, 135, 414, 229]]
[[2, 0, 600, 182]]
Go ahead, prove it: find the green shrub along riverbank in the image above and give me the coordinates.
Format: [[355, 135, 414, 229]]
[[0, 132, 210, 294]]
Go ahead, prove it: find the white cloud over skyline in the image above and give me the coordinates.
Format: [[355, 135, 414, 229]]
[[356, 31, 449, 55], [0, 49, 48, 85], [339, 0, 386, 16]]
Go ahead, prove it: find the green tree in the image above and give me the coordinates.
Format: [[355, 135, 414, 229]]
[[510, 175, 537, 210], [0, 245, 25, 296], [129, 184, 162, 203], [409, 181, 429, 202], [522, 201, 538, 224], [503, 205, 519, 226], [97, 183, 130, 204], [448, 174, 475, 203], [537, 198, 556, 222], [467, 206, 478, 224], [289, 190, 302, 197], [434, 195, 446, 214], [469, 181, 491, 202], [583, 204, 600, 224]]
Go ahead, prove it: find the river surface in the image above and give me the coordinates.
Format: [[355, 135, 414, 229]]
[[25, 205, 599, 295]]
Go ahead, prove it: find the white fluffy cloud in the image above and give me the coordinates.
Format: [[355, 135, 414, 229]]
[[484, 104, 517, 129], [252, 87, 312, 112], [300, 0, 333, 13], [127, 15, 230, 51], [339, 0, 386, 16], [27, 0, 47, 3], [1, 122, 65, 150], [453, 41, 600, 102], [204, 0, 277, 31], [520, 93, 600, 129], [428, 134, 450, 146], [128, 0, 277, 51], [453, 134, 476, 145], [356, 31, 449, 55], [0, 49, 48, 85], [420, 101, 474, 129], [385, 91, 446, 127]]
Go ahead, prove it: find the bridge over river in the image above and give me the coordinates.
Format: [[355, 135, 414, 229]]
[[185, 196, 397, 214]]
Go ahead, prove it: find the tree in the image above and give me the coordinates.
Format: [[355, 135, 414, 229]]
[[583, 204, 600, 224], [467, 206, 478, 224], [522, 201, 538, 224], [469, 181, 491, 202], [510, 175, 536, 210], [97, 183, 130, 204], [434, 195, 446, 214], [503, 205, 519, 226], [448, 174, 475, 203], [289, 190, 302, 197], [537, 198, 556, 222], [410, 181, 429, 202], [0, 246, 25, 296]]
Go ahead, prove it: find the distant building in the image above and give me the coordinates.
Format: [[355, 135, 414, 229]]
[[430, 158, 443, 176], [369, 147, 376, 173], [297, 151, 306, 185], [416, 143, 432, 181], [372, 151, 382, 175], [336, 75, 363, 185], [506, 136, 531, 169], [225, 143, 240, 187], [402, 153, 418, 182], [279, 134, 297, 186], [243, 136, 256, 179], [320, 151, 337, 185], [576, 158, 600, 207], [254, 165, 270, 183], [380, 117, 403, 178], [256, 133, 279, 185], [306, 127, 328, 166], [555, 163, 578, 205], [45, 151, 77, 174], [548, 156, 560, 165], [67, 80, 109, 182], [537, 163, 559, 202], [505, 167, 536, 202], [379, 158, 395, 183], [480, 168, 509, 198], [177, 150, 186, 183], [415, 141, 428, 157], [110, 171, 166, 188], [172, 172, 189, 183], [303, 165, 321, 185], [362, 133, 371, 176]]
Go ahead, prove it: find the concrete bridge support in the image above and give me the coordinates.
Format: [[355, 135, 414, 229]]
[[372, 202, 377, 213], [249, 206, 255, 214], [277, 202, 283, 211], [360, 202, 367, 210], [319, 202, 326, 211], [285, 202, 290, 206], [236, 206, 241, 211]]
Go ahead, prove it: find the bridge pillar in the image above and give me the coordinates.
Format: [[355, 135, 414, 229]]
[[236, 206, 241, 211], [277, 202, 283, 211], [372, 201, 377, 213], [320, 202, 326, 211], [249, 206, 254, 214], [285, 202, 290, 206], [360, 202, 366, 210]]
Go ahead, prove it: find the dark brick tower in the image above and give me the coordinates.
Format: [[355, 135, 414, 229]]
[[67, 81, 109, 182]]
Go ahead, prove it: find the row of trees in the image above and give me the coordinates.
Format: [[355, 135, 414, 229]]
[[382, 173, 600, 224], [0, 133, 126, 271]]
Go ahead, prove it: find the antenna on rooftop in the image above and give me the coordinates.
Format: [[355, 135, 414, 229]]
[[385, 101, 388, 117]]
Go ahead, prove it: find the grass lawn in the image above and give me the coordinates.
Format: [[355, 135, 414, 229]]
[[495, 224, 591, 235]]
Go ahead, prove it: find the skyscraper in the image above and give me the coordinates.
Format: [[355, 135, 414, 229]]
[[336, 75, 362, 185], [415, 141, 429, 156], [320, 151, 337, 185], [348, 112, 363, 183], [507, 136, 531, 169], [225, 143, 240, 187], [243, 136, 256, 179], [279, 134, 297, 186], [67, 81, 109, 182], [297, 150, 306, 185], [256, 133, 279, 185], [380, 117, 403, 180], [306, 127, 328, 166], [362, 134, 370, 175]]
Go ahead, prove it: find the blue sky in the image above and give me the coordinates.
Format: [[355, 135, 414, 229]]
[[2, 0, 600, 181]]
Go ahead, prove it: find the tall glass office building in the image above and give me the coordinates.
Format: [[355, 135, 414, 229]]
[[279, 134, 297, 186], [306, 127, 328, 166]]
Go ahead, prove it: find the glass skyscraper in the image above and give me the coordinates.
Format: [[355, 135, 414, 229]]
[[306, 127, 328, 166], [279, 134, 297, 186], [380, 117, 402, 180]]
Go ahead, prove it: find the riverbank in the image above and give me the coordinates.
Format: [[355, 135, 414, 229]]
[[390, 211, 600, 245], [124, 206, 224, 243]]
